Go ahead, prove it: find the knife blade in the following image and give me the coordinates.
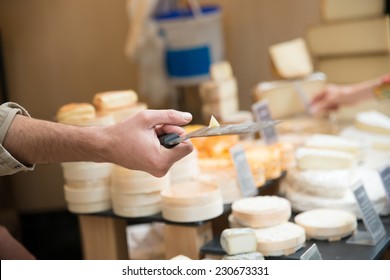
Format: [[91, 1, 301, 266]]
[[159, 120, 282, 148]]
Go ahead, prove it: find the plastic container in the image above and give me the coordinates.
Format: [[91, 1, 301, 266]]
[[155, 5, 224, 85]]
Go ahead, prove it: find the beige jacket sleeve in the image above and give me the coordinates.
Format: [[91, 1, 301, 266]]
[[0, 102, 35, 176]]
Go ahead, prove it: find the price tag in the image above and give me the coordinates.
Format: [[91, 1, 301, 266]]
[[230, 144, 257, 197], [251, 101, 278, 145], [379, 166, 390, 205], [300, 244, 323, 260], [347, 181, 386, 246]]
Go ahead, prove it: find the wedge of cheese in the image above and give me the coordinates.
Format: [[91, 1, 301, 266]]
[[269, 38, 313, 79], [210, 61, 233, 82], [232, 196, 291, 228], [355, 110, 390, 135], [294, 208, 357, 241], [295, 147, 356, 170], [220, 228, 257, 255], [254, 222, 306, 257]]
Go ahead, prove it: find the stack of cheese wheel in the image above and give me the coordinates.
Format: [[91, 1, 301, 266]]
[[230, 196, 305, 257], [57, 103, 114, 213], [111, 166, 170, 217], [161, 179, 223, 223], [199, 61, 239, 122], [93, 90, 147, 122], [294, 208, 357, 241], [170, 149, 200, 183]]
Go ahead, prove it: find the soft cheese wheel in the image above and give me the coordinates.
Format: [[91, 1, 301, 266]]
[[355, 110, 390, 135], [161, 180, 221, 207], [61, 162, 112, 181], [228, 214, 245, 228], [64, 185, 110, 203], [220, 228, 257, 255], [304, 134, 363, 159], [162, 198, 223, 223], [294, 208, 357, 241], [93, 90, 138, 111], [113, 203, 161, 218], [170, 150, 199, 183], [286, 168, 352, 198], [111, 190, 161, 206], [340, 126, 390, 151], [111, 166, 170, 194], [67, 200, 111, 214], [232, 196, 291, 228], [295, 147, 356, 170], [56, 103, 96, 124], [254, 222, 306, 257], [65, 177, 110, 190], [222, 252, 264, 260]]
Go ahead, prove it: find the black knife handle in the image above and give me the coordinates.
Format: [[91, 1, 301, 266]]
[[158, 133, 181, 149]]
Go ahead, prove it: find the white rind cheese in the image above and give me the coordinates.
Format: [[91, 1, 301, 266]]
[[355, 110, 390, 135], [340, 126, 390, 151], [294, 208, 357, 241], [113, 203, 161, 218], [295, 147, 356, 170], [111, 190, 161, 206], [61, 162, 112, 182], [232, 196, 291, 228], [67, 200, 111, 214], [64, 185, 110, 203], [304, 134, 363, 159], [254, 222, 306, 257], [220, 228, 257, 255]]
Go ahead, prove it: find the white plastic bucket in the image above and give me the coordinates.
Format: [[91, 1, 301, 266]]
[[155, 5, 224, 85]]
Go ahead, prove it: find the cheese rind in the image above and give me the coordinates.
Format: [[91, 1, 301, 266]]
[[254, 222, 306, 256], [232, 196, 291, 228], [294, 208, 357, 241], [295, 147, 356, 170], [355, 110, 390, 135], [220, 228, 257, 255]]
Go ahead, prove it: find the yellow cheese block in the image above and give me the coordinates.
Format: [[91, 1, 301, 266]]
[[321, 0, 384, 22], [254, 222, 306, 257], [210, 61, 234, 82], [294, 208, 357, 241], [93, 90, 138, 111], [232, 196, 291, 228], [269, 38, 313, 79]]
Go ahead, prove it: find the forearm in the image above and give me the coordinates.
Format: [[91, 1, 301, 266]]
[[3, 114, 109, 165]]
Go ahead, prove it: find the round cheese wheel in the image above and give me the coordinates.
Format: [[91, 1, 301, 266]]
[[64, 185, 110, 203], [113, 203, 161, 218], [161, 180, 221, 207], [162, 198, 223, 223], [294, 208, 357, 241], [111, 190, 161, 206], [232, 196, 291, 228], [64, 177, 110, 189], [61, 162, 112, 181], [254, 222, 306, 257], [67, 200, 111, 214]]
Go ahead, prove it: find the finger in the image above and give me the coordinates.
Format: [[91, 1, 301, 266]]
[[155, 124, 186, 137], [142, 110, 192, 128]]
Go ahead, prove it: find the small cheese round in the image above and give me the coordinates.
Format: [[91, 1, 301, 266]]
[[254, 222, 306, 256], [67, 200, 111, 214], [113, 203, 161, 218], [56, 103, 96, 124], [93, 90, 138, 111], [294, 208, 357, 241], [232, 196, 291, 228], [61, 162, 112, 182], [64, 184, 110, 203]]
